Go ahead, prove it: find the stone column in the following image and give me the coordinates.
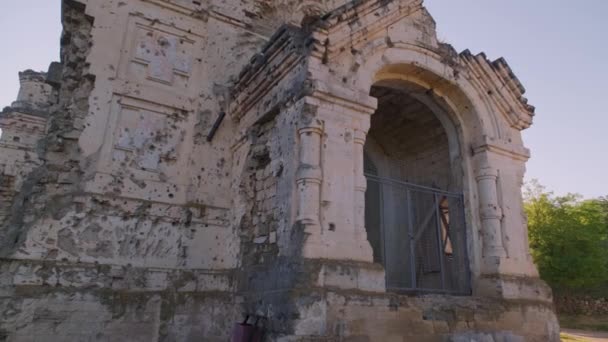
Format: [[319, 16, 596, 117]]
[[475, 165, 507, 259], [474, 144, 539, 277], [353, 129, 369, 244], [290, 84, 377, 261], [296, 112, 323, 250], [473, 146, 551, 301]]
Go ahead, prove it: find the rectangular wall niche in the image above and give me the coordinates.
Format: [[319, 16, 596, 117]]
[[110, 97, 185, 176]]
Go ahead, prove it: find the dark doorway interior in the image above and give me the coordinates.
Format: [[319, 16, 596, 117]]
[[364, 84, 470, 294]]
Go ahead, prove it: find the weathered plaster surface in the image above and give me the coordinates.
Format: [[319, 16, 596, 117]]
[[0, 0, 558, 340]]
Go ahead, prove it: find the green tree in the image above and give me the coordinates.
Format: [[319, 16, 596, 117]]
[[524, 180, 608, 291]]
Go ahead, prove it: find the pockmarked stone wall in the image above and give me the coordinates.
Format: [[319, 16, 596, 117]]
[[0, 0, 559, 340]]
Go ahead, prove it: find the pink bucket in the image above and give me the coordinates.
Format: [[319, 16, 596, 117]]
[[231, 315, 264, 342]]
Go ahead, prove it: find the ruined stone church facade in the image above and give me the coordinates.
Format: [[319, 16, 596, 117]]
[[0, 0, 559, 340]]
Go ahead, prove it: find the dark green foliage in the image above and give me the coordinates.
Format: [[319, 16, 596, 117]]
[[524, 180, 608, 291]]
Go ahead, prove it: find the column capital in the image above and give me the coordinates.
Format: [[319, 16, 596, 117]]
[[475, 166, 498, 181], [353, 130, 367, 145], [304, 80, 378, 116], [298, 101, 324, 132], [472, 136, 531, 162], [296, 166, 322, 182], [298, 126, 323, 135]]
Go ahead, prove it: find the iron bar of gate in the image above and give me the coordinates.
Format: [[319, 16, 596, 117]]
[[460, 193, 472, 294], [379, 180, 386, 264], [365, 173, 470, 295], [434, 193, 447, 291], [365, 174, 462, 197], [413, 205, 439, 244], [407, 189, 416, 290]]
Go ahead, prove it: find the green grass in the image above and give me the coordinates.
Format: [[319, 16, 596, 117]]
[[559, 314, 608, 332]]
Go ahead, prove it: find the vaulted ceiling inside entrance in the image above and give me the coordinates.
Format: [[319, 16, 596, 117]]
[[369, 86, 449, 160]]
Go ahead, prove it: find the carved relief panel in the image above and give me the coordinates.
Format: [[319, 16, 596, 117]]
[[117, 13, 204, 94], [114, 108, 176, 173], [108, 97, 186, 179], [129, 25, 195, 88], [97, 12, 206, 185]]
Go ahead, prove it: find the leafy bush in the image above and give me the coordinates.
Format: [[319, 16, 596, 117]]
[[524, 180, 608, 291]]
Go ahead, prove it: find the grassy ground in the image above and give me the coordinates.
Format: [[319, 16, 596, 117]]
[[560, 315, 608, 332], [560, 330, 608, 342], [560, 333, 589, 341]]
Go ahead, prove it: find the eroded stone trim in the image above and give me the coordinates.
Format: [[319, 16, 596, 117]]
[[473, 139, 531, 162], [142, 0, 272, 39], [311, 0, 425, 58], [461, 51, 534, 130], [307, 81, 377, 115], [1, 258, 235, 293]]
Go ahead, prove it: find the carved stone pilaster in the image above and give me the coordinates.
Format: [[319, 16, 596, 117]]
[[295, 107, 323, 238], [475, 165, 507, 259], [353, 129, 368, 243]]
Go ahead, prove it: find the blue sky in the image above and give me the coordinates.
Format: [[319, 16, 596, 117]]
[[424, 0, 608, 198], [1, 1, 606, 198], [0, 1, 62, 104]]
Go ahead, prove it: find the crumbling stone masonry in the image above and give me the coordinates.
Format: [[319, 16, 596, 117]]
[[0, 0, 559, 341]]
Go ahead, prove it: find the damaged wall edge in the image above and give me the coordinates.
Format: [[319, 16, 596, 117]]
[[0, 0, 96, 258]]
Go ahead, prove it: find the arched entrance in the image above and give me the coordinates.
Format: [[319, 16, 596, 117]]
[[364, 81, 471, 294]]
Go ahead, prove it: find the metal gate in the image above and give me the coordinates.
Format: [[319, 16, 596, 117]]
[[365, 173, 471, 295]]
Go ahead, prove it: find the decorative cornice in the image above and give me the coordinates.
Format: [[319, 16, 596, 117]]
[[460, 50, 535, 130], [473, 137, 531, 162], [309, 0, 424, 60], [307, 80, 377, 115], [142, 0, 266, 37], [0, 106, 50, 120], [229, 25, 312, 121]]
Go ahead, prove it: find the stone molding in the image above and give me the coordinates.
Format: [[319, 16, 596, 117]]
[[461, 50, 535, 130], [473, 137, 532, 162], [142, 0, 270, 35], [230, 25, 310, 121], [1, 258, 235, 293], [309, 0, 424, 59]]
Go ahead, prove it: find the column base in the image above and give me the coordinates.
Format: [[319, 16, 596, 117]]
[[301, 233, 374, 263], [268, 286, 559, 342], [481, 255, 539, 277], [475, 273, 553, 303]]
